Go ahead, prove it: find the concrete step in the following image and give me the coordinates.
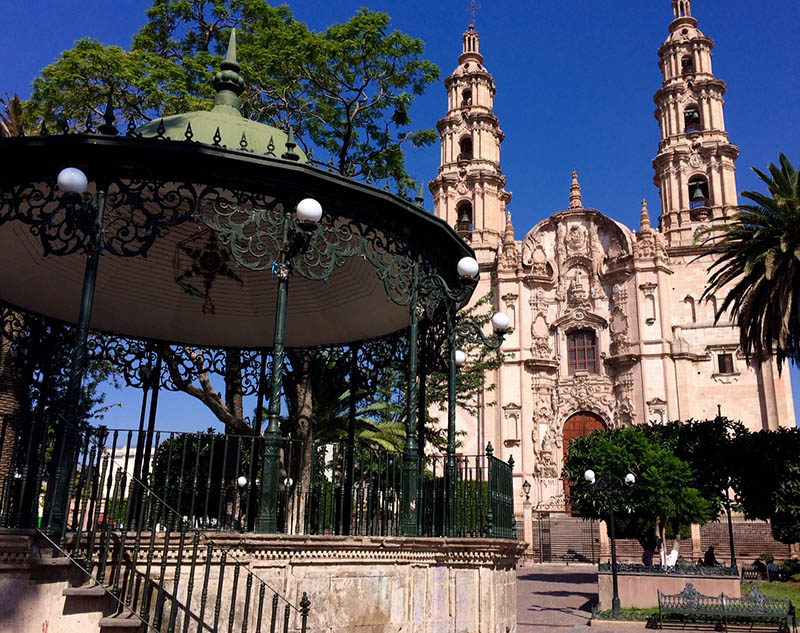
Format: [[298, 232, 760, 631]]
[[63, 584, 108, 598], [98, 614, 145, 632]]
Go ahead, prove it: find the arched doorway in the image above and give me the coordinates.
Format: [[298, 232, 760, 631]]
[[562, 411, 606, 515]]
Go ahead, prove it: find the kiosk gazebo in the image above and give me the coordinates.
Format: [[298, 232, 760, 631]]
[[0, 34, 523, 633]]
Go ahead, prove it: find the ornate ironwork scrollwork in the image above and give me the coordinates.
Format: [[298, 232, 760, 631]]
[[598, 563, 739, 577], [201, 198, 423, 307], [454, 316, 506, 350], [1, 178, 206, 258]]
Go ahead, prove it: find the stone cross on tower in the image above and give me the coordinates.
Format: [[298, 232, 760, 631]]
[[468, 0, 480, 27]]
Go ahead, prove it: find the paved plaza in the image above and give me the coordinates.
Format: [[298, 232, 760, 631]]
[[516, 564, 598, 633]]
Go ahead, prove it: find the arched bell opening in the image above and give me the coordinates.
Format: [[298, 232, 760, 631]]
[[458, 136, 473, 161], [684, 104, 701, 132], [688, 175, 710, 209]]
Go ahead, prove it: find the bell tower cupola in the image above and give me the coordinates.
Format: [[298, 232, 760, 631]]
[[429, 20, 511, 263], [653, 1, 739, 250]]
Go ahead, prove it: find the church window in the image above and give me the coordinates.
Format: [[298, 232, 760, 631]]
[[688, 176, 710, 208], [684, 296, 697, 323], [461, 89, 472, 106], [459, 137, 473, 161], [718, 353, 734, 374], [681, 55, 694, 74], [684, 105, 701, 132], [567, 330, 598, 375]]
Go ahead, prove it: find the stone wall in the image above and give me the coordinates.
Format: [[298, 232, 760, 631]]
[[0, 531, 525, 633], [597, 569, 740, 610]]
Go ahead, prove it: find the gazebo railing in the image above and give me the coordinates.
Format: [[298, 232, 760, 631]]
[[0, 417, 312, 632], [0, 416, 516, 540]]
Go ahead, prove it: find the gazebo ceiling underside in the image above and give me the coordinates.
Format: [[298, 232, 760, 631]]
[[0, 136, 475, 349]]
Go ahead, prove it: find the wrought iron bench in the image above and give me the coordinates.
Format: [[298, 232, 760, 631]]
[[742, 563, 788, 582], [657, 583, 796, 632]]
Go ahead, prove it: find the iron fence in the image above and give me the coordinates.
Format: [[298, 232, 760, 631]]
[[0, 416, 516, 540]]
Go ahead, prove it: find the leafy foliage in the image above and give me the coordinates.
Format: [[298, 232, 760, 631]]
[[702, 154, 800, 369], [0, 93, 23, 136], [23, 0, 439, 196], [646, 416, 747, 518], [563, 426, 713, 548], [733, 427, 800, 543]]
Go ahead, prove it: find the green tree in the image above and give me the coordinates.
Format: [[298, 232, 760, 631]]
[[733, 427, 800, 544], [563, 426, 712, 563], [24, 1, 439, 195], [703, 154, 800, 368], [0, 93, 23, 136], [647, 416, 748, 519]]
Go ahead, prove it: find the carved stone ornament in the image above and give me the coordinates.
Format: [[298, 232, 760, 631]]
[[555, 374, 616, 428], [613, 371, 636, 427], [566, 224, 588, 254]]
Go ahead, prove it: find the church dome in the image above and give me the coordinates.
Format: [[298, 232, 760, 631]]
[[136, 30, 307, 162]]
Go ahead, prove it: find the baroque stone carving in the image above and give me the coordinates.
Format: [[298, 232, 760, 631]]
[[609, 283, 630, 356], [556, 374, 616, 426], [613, 371, 636, 427], [566, 224, 588, 254]]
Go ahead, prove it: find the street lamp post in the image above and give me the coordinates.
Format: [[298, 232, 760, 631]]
[[47, 166, 107, 533], [447, 285, 509, 535], [256, 198, 322, 533], [584, 469, 635, 618]]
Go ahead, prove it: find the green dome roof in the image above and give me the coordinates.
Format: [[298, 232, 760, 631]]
[[135, 30, 307, 163]]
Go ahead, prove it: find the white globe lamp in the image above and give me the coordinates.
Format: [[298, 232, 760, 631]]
[[491, 312, 510, 333], [584, 469, 596, 485], [454, 350, 467, 367], [295, 198, 323, 223], [456, 256, 479, 278], [57, 167, 88, 194]]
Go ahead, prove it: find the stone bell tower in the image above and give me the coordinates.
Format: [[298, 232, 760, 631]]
[[653, 0, 740, 249], [429, 22, 512, 267]]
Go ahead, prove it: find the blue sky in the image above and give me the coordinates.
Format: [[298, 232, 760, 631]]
[[3, 1, 799, 430]]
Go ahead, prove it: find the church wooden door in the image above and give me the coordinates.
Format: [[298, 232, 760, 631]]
[[562, 412, 606, 516]]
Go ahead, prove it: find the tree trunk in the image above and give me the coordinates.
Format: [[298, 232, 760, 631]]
[[0, 311, 26, 486], [289, 351, 313, 535]]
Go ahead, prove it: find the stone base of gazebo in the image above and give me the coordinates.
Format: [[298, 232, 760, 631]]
[[0, 530, 525, 633]]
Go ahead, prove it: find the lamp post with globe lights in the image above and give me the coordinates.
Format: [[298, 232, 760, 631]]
[[584, 469, 635, 617], [47, 166, 108, 532], [439, 257, 510, 535], [256, 198, 322, 533]]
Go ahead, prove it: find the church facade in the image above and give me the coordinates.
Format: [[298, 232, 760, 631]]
[[429, 0, 796, 513]]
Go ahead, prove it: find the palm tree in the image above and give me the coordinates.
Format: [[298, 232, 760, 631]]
[[703, 154, 800, 368], [0, 93, 23, 137]]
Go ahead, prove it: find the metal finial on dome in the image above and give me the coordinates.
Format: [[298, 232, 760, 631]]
[[415, 182, 425, 207], [281, 126, 300, 161], [569, 171, 582, 209], [213, 29, 246, 111], [98, 90, 118, 136]]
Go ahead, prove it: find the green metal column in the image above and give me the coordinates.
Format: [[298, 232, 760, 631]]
[[48, 188, 106, 534], [257, 215, 290, 533], [343, 344, 358, 535], [446, 302, 458, 536], [400, 296, 420, 536]]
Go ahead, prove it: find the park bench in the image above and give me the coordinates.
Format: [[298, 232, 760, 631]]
[[657, 582, 796, 632], [742, 563, 788, 582]]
